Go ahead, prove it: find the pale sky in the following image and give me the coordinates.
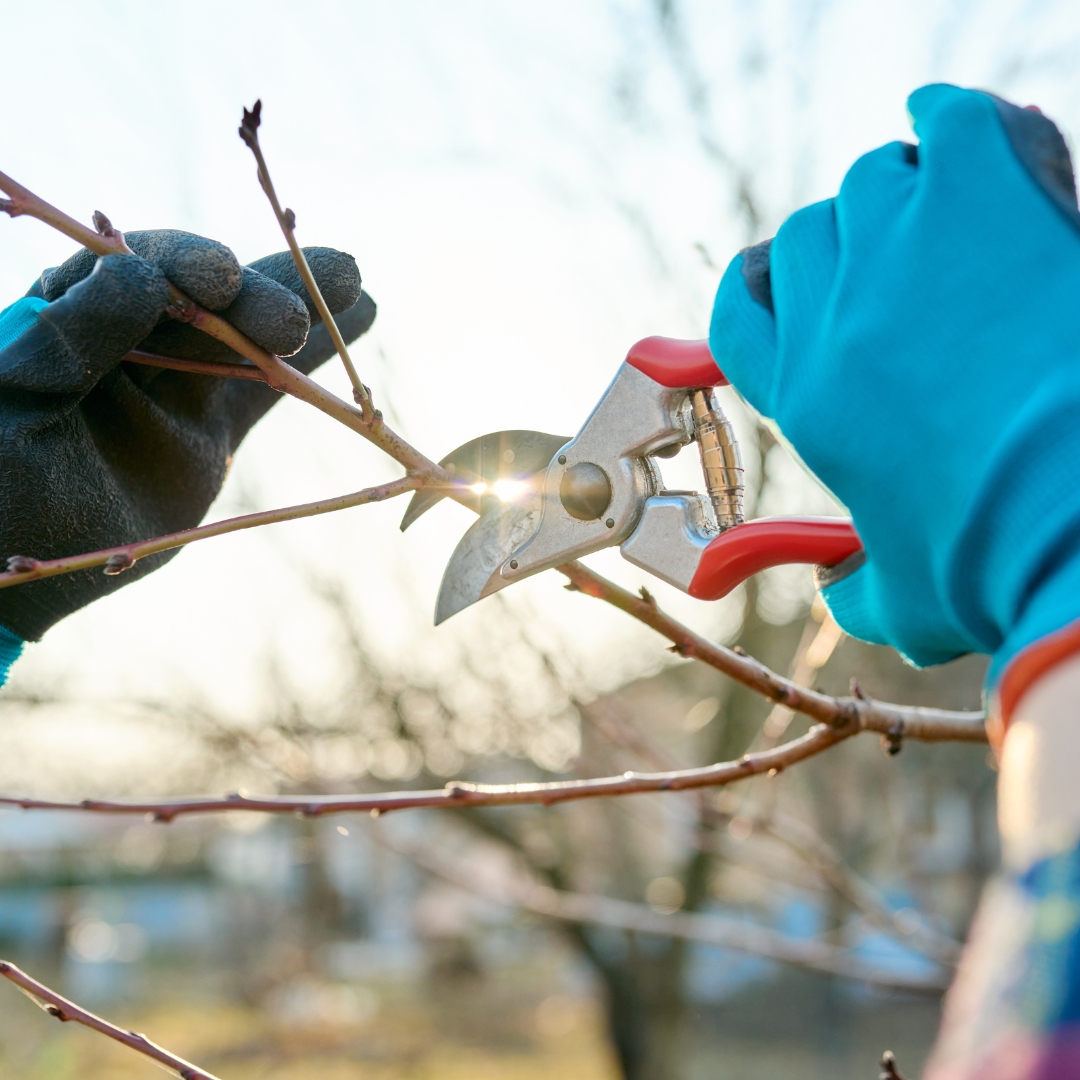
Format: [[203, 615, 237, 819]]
[[1, 0, 1078, 784]]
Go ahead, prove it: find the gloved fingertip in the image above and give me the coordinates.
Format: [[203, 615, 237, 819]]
[[222, 267, 311, 357], [246, 248, 362, 321], [124, 230, 243, 311], [41, 248, 99, 301]]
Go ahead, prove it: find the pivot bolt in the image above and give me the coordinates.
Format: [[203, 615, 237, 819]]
[[559, 462, 612, 521]]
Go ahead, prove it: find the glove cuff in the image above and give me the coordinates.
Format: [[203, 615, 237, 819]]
[[996, 616, 1080, 730], [0, 296, 48, 351], [0, 624, 25, 688]]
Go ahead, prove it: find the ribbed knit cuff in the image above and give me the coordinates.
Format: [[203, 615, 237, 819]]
[[0, 625, 25, 688], [0, 296, 48, 351]]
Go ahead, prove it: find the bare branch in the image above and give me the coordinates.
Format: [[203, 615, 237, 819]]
[[0, 167, 439, 476], [559, 561, 988, 744], [0, 476, 419, 589], [378, 828, 948, 993], [0, 961, 221, 1080], [0, 706, 981, 822], [0, 170, 131, 256], [239, 100, 371, 414]]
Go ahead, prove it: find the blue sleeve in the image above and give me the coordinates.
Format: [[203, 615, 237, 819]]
[[0, 626, 22, 687], [0, 296, 49, 351]]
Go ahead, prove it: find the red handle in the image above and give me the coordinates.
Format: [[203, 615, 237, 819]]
[[625, 337, 728, 389], [688, 518, 863, 601]]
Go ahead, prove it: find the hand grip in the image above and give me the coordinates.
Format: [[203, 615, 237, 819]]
[[688, 518, 863, 601], [625, 337, 728, 389]]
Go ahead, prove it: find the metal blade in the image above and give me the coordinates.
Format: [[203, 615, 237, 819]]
[[435, 494, 543, 624], [400, 429, 570, 532]]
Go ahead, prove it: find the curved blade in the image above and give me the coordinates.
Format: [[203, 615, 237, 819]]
[[435, 494, 543, 624], [400, 429, 570, 532]]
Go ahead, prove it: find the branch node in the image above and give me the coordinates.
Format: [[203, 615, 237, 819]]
[[666, 643, 690, 657], [166, 299, 197, 323], [850, 677, 868, 700], [0, 198, 17, 218], [103, 552, 135, 576], [882, 719, 905, 757], [638, 586, 656, 607]]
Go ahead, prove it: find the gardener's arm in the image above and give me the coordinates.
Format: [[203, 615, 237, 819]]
[[708, 83, 1080, 1077]]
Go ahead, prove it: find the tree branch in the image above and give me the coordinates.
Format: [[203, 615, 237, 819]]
[[377, 828, 948, 993], [0, 169, 438, 476], [0, 710, 977, 821], [239, 100, 370, 413], [0, 961, 221, 1080], [0, 476, 419, 587], [559, 561, 988, 744]]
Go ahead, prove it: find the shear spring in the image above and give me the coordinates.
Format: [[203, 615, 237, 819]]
[[691, 390, 744, 529]]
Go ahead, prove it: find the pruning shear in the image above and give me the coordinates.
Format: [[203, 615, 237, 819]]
[[402, 337, 862, 624]]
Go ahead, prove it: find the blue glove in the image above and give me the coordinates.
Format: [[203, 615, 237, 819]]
[[709, 84, 1080, 688]]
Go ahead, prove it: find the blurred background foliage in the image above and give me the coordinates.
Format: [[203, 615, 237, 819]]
[[1, 0, 1075, 1076]]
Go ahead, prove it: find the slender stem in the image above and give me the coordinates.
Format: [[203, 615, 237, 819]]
[[124, 349, 268, 382], [238, 101, 370, 413], [558, 561, 988, 743], [0, 961, 222, 1080], [0, 710, 981, 822], [0, 476, 419, 588], [0, 171, 130, 257]]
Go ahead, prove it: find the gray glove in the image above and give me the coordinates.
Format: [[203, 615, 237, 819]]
[[0, 228, 375, 641]]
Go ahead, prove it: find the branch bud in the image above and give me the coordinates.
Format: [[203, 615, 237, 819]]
[[6, 556, 39, 574], [103, 553, 135, 576], [239, 100, 263, 148]]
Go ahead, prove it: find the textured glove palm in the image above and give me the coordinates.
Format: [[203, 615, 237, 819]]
[[0, 229, 375, 642], [710, 84, 1080, 686]]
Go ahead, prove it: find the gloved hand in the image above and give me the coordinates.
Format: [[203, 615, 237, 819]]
[[0, 229, 376, 665], [709, 84, 1080, 694]]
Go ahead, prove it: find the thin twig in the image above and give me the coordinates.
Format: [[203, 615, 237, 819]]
[[377, 829, 948, 993], [559, 562, 988, 743], [0, 169, 438, 476], [0, 961, 221, 1080], [238, 101, 370, 414], [0, 476, 419, 588], [124, 349, 268, 382]]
